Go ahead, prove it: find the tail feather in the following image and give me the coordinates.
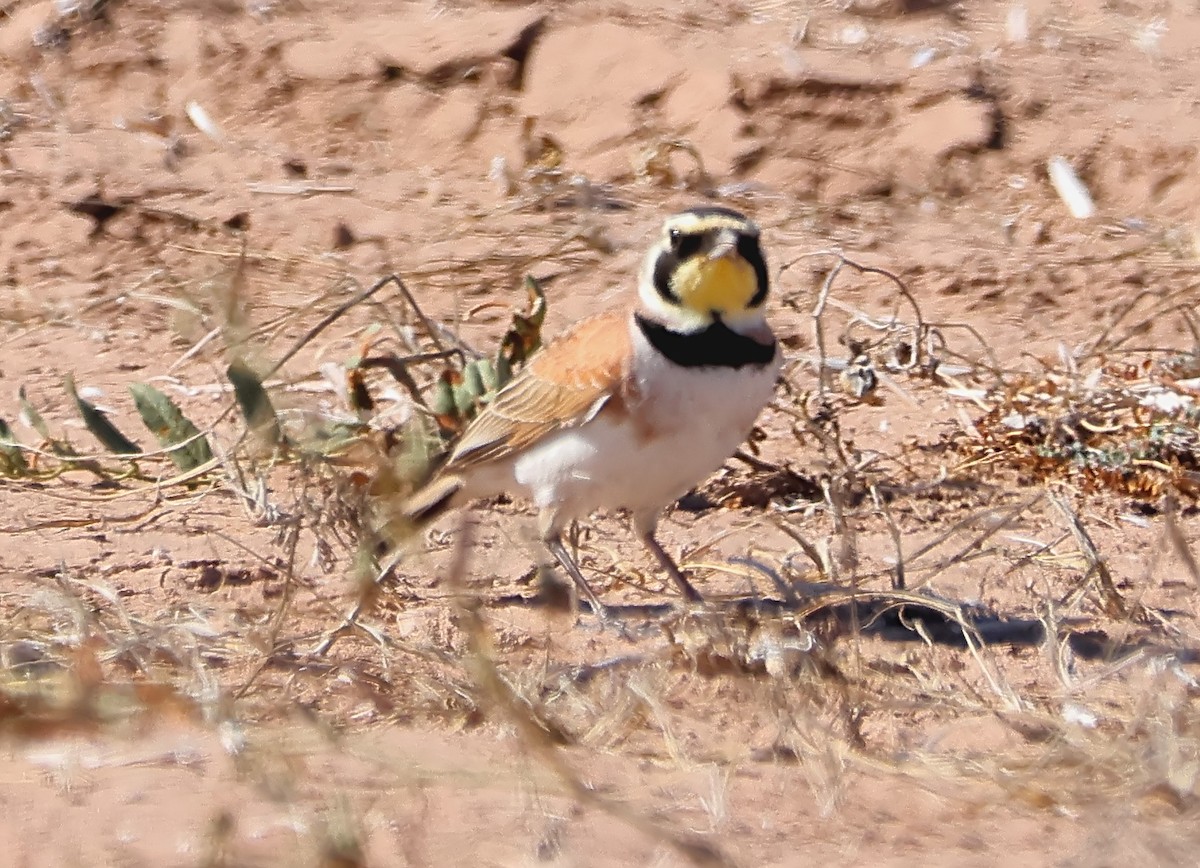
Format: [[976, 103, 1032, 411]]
[[373, 473, 466, 558], [402, 473, 466, 526]]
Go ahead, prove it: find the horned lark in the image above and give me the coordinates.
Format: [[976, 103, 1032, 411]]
[[405, 206, 781, 615]]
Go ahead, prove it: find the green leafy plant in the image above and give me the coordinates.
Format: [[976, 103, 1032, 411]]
[[129, 383, 214, 472]]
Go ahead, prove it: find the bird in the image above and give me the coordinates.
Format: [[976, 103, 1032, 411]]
[[403, 206, 782, 617]]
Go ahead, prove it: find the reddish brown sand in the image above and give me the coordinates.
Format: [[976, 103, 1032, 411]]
[[3, 1, 1200, 865]]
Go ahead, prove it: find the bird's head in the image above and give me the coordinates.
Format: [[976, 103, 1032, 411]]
[[638, 206, 769, 333]]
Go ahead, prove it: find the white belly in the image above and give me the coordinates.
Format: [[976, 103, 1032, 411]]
[[508, 329, 780, 526]]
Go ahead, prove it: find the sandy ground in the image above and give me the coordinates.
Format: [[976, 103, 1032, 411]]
[[4, 0, 1200, 865]]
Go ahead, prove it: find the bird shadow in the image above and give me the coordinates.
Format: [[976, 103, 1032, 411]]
[[493, 586, 1199, 664]]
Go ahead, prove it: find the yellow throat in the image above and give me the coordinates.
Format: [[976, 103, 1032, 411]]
[[671, 253, 758, 318]]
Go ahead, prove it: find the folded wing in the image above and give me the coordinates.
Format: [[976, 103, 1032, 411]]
[[445, 312, 633, 470]]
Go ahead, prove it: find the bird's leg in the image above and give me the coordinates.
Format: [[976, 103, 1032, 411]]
[[543, 530, 609, 619], [638, 524, 704, 603]]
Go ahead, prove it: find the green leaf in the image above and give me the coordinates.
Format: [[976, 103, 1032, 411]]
[[458, 361, 487, 413], [17, 386, 51, 441], [128, 383, 214, 471], [226, 362, 282, 445], [17, 385, 77, 457], [302, 419, 366, 456], [64, 374, 141, 455], [0, 418, 28, 474], [494, 351, 512, 391], [475, 358, 499, 394]]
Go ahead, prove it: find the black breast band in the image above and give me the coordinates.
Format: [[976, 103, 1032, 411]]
[[635, 314, 777, 369]]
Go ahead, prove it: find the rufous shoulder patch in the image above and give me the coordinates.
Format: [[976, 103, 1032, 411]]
[[444, 312, 635, 470]]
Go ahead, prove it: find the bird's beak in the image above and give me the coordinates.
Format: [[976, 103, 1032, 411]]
[[706, 228, 740, 261]]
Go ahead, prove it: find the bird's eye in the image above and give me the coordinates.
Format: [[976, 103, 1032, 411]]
[[668, 227, 681, 247]]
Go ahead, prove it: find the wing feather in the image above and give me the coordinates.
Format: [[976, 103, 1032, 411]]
[[445, 312, 632, 471]]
